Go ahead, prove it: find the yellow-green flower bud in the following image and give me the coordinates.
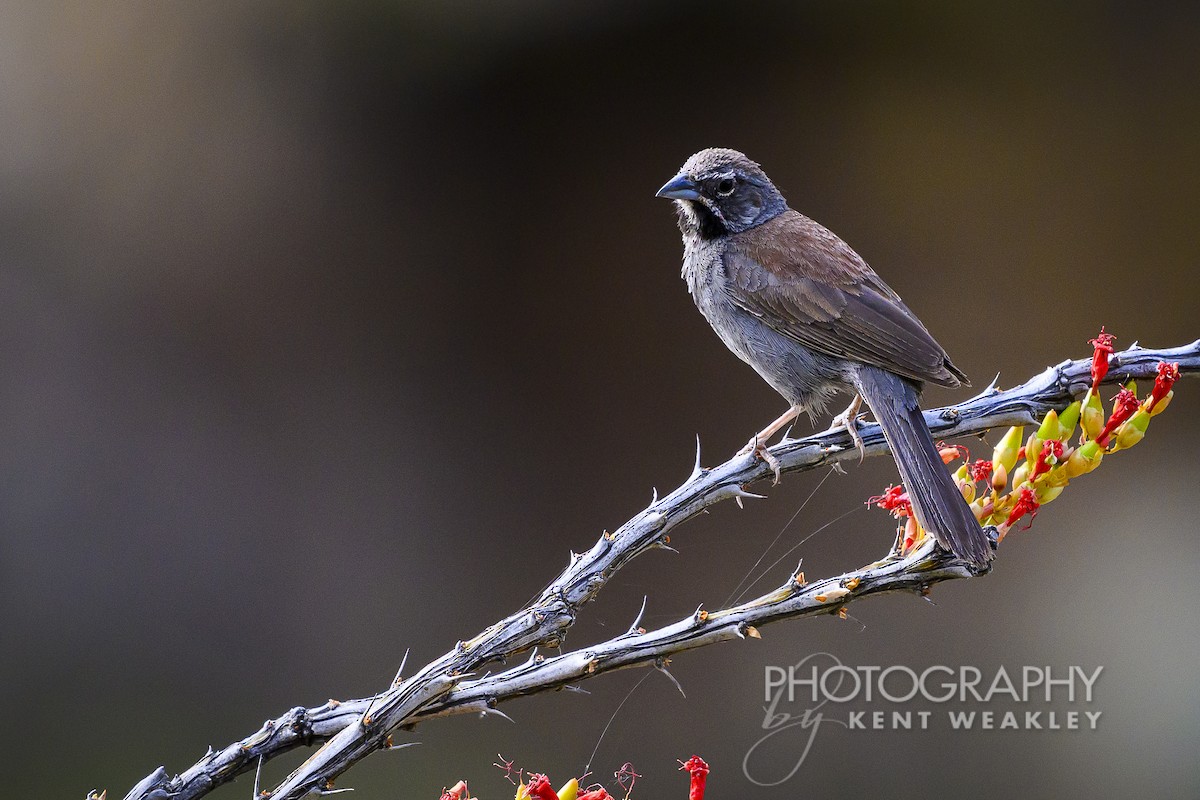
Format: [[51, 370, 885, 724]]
[[1011, 462, 1030, 490], [1113, 408, 1151, 451], [1024, 432, 1042, 471], [1058, 400, 1081, 441], [1148, 390, 1173, 417], [992, 426, 1024, 473], [1034, 484, 1065, 505], [1037, 409, 1063, 442], [960, 481, 976, 503], [991, 462, 1008, 492], [1081, 389, 1104, 440], [557, 778, 580, 800], [1063, 439, 1103, 477]]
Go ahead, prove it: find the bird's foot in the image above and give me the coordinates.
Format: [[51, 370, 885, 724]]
[[830, 394, 866, 463], [739, 435, 783, 485], [736, 404, 802, 485]]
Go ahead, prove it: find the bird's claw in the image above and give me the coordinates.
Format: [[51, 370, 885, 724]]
[[831, 409, 866, 463], [740, 436, 782, 484]]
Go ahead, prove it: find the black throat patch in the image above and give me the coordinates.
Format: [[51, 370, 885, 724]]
[[676, 201, 728, 240]]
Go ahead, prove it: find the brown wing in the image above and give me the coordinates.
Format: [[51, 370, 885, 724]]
[[725, 210, 966, 388]]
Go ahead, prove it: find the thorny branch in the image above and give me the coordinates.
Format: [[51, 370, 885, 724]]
[[117, 340, 1200, 800]]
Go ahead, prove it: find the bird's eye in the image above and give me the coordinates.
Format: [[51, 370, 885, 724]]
[[715, 178, 736, 197]]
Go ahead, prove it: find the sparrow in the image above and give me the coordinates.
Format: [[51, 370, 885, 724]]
[[656, 147, 990, 566]]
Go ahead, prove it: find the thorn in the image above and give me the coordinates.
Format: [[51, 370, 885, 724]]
[[655, 540, 680, 554], [655, 664, 687, 697], [524, 648, 540, 666], [1129, 340, 1141, 349], [732, 485, 766, 500], [385, 740, 421, 752], [651, 486, 658, 504], [361, 693, 380, 726], [744, 624, 761, 639], [253, 755, 263, 799], [562, 684, 591, 695], [965, 372, 1002, 403], [315, 788, 354, 796], [693, 604, 708, 622], [626, 595, 648, 635], [689, 434, 704, 482], [481, 707, 516, 723], [392, 648, 411, 686]]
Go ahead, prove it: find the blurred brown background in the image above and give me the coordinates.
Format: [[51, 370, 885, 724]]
[[2, 2, 1198, 797]]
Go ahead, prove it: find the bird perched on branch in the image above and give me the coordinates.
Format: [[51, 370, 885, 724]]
[[657, 147, 990, 566]]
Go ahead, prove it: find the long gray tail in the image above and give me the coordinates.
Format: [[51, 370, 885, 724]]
[[854, 366, 992, 566]]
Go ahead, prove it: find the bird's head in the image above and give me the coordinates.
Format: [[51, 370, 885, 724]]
[[656, 148, 787, 238]]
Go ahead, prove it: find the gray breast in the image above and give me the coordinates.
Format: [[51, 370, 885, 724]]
[[682, 241, 851, 415]]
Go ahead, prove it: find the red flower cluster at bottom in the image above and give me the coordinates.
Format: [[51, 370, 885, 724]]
[[439, 755, 709, 800]]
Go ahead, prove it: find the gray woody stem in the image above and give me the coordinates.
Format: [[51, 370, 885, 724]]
[[117, 340, 1200, 800]]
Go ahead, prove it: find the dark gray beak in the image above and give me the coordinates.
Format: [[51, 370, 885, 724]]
[[655, 173, 702, 201]]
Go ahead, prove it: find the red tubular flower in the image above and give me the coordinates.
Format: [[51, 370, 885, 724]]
[[1030, 440, 1064, 481], [678, 756, 709, 800], [901, 515, 920, 552], [578, 791, 611, 800], [525, 775, 558, 800], [937, 442, 969, 464], [1096, 388, 1140, 447], [1149, 361, 1180, 411], [1088, 327, 1116, 391], [1004, 487, 1040, 529], [440, 783, 469, 800], [868, 484, 912, 517], [968, 459, 993, 483]]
